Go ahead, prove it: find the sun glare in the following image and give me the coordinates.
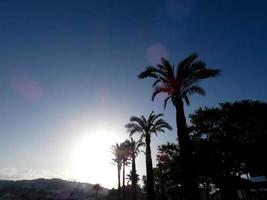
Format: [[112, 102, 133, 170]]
[[70, 126, 122, 188]]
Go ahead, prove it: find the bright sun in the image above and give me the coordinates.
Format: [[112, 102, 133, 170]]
[[70, 126, 122, 188]]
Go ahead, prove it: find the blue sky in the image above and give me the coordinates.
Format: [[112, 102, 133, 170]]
[[0, 0, 267, 188]]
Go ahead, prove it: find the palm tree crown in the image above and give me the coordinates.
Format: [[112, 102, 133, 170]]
[[138, 53, 221, 108], [126, 111, 172, 138], [111, 143, 123, 168], [125, 137, 144, 158]]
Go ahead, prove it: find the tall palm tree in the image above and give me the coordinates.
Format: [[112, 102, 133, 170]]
[[124, 137, 144, 200], [125, 111, 172, 200], [121, 140, 131, 200], [138, 53, 221, 200], [111, 143, 123, 200]]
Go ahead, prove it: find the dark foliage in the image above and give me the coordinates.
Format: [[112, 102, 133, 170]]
[[190, 100, 267, 177], [152, 100, 267, 200]]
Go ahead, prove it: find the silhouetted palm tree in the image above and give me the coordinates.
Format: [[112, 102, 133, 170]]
[[121, 140, 131, 200], [138, 53, 221, 200], [124, 137, 144, 200], [111, 143, 123, 200], [126, 111, 172, 200], [92, 184, 103, 199]]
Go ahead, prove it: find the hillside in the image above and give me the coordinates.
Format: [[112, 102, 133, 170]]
[[0, 178, 109, 200]]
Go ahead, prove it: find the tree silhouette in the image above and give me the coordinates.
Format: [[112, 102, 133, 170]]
[[127, 171, 140, 185], [156, 142, 183, 200], [138, 54, 220, 200], [124, 137, 144, 200], [190, 100, 267, 178], [121, 140, 131, 200], [92, 184, 102, 199], [126, 111, 172, 200], [111, 143, 123, 200]]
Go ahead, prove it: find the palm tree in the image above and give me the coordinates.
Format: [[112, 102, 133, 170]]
[[111, 143, 123, 200], [92, 184, 103, 199], [138, 53, 221, 200], [125, 111, 172, 200], [124, 137, 144, 200], [121, 140, 131, 200]]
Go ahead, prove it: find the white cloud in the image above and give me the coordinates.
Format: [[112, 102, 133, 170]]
[[0, 168, 18, 179], [0, 168, 62, 180]]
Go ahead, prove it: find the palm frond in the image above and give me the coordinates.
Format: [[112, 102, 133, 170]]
[[111, 143, 124, 166], [129, 126, 143, 136], [136, 141, 145, 150], [161, 57, 175, 80], [152, 87, 162, 101], [181, 93, 190, 105], [126, 137, 145, 156], [129, 116, 146, 128], [156, 64, 169, 77], [194, 68, 221, 80], [139, 133, 146, 142], [150, 117, 172, 134], [177, 53, 198, 78], [141, 115, 147, 126], [152, 79, 160, 87], [152, 86, 170, 101], [149, 113, 164, 125], [126, 118, 145, 138], [138, 53, 221, 110], [155, 123, 172, 131], [163, 96, 171, 109], [138, 66, 159, 79], [190, 60, 206, 72], [187, 85, 206, 96]]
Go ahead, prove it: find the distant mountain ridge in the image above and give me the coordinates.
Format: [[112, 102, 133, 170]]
[[0, 178, 109, 200]]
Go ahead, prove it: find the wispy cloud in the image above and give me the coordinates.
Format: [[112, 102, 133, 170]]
[[0, 168, 55, 180]]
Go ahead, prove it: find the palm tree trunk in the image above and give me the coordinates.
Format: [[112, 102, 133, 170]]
[[174, 98, 200, 200], [146, 135, 155, 200], [159, 166, 165, 200], [96, 190, 98, 199], [123, 163, 126, 200], [132, 154, 137, 200], [118, 165, 121, 200]]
